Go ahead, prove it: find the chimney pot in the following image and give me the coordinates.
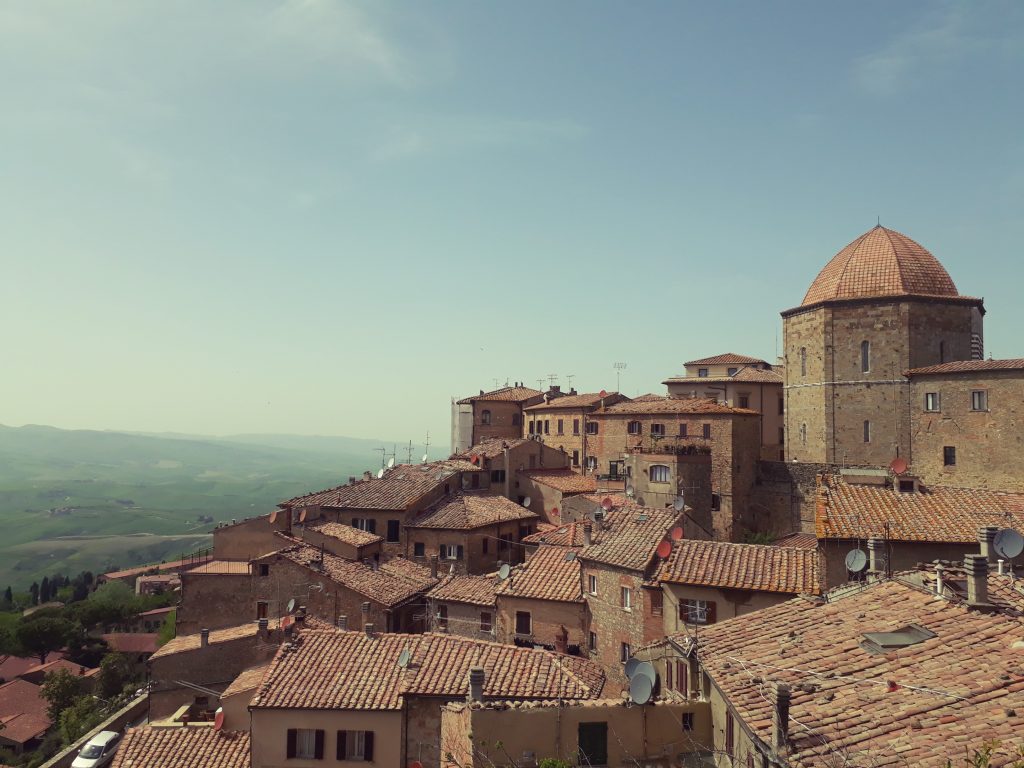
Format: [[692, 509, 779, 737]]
[[349, 476, 357, 485], [364, 623, 374, 637], [934, 564, 945, 597], [772, 683, 791, 753], [867, 537, 886, 574], [337, 615, 348, 630], [200, 628, 210, 648], [583, 523, 593, 548], [979, 526, 999, 563], [363, 471, 373, 482], [965, 554, 990, 607], [257, 618, 269, 634], [468, 666, 485, 702]]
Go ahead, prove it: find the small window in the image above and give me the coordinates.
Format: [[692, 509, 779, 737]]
[[650, 590, 663, 616], [256, 601, 268, 619], [336, 730, 374, 762], [515, 611, 531, 635], [481, 409, 491, 425], [702, 423, 711, 439], [480, 611, 492, 633], [939, 341, 946, 363], [727, 367, 738, 376], [651, 423, 665, 437], [287, 728, 324, 760], [588, 574, 597, 595], [800, 423, 807, 445], [258, 563, 269, 577], [586, 421, 598, 435], [738, 394, 749, 409], [528, 421, 535, 434], [621, 586, 632, 611], [681, 712, 694, 731], [572, 450, 579, 467], [386, 519, 400, 543], [588, 631, 597, 652], [944, 446, 956, 466], [800, 347, 807, 377], [482, 537, 488, 554], [711, 493, 720, 511], [490, 469, 506, 483], [620, 642, 632, 663], [649, 464, 670, 483], [680, 599, 714, 624], [679, 422, 688, 437], [557, 419, 564, 435], [971, 390, 988, 411], [778, 426, 784, 445], [778, 396, 784, 415], [585, 456, 597, 470], [437, 604, 448, 630], [925, 392, 940, 412], [627, 421, 642, 435], [413, 542, 425, 557], [573, 418, 580, 435], [860, 340, 871, 373], [863, 420, 871, 443], [726, 711, 735, 756], [698, 368, 709, 378], [544, 420, 550, 434]]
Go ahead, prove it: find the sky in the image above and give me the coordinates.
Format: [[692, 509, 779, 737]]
[[3, 1, 1023, 448]]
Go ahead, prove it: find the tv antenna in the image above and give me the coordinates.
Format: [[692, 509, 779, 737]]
[[374, 447, 387, 469], [423, 430, 431, 461], [547, 374, 558, 388], [405, 441, 414, 465], [614, 362, 627, 391], [536, 378, 545, 391]]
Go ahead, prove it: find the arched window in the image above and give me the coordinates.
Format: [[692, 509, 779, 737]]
[[800, 423, 807, 445], [649, 465, 670, 483], [860, 340, 870, 373], [481, 409, 491, 425], [627, 421, 642, 435], [800, 347, 807, 377]]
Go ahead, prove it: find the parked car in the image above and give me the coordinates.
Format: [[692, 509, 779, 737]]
[[71, 731, 121, 768]]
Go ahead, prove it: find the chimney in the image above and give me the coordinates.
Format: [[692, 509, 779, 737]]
[[364, 623, 374, 637], [362, 601, 371, 616], [583, 523, 593, 548], [337, 615, 348, 631], [772, 683, 791, 753], [363, 471, 373, 482], [349, 476, 357, 485], [979, 526, 999, 564], [965, 554, 990, 607], [934, 564, 945, 597], [554, 625, 569, 655], [430, 556, 439, 579], [295, 606, 306, 626], [200, 628, 210, 648], [467, 666, 485, 703], [867, 537, 886, 574], [257, 618, 269, 639], [551, 386, 561, 395]]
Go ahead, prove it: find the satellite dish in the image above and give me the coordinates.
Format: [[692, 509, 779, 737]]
[[994, 528, 1024, 559], [629, 674, 653, 705], [601, 497, 613, 511], [656, 540, 672, 559], [845, 549, 869, 573], [397, 648, 412, 669], [625, 485, 635, 498], [422, 454, 429, 463], [281, 614, 294, 629], [631, 660, 656, 686], [470, 454, 481, 465], [498, 564, 512, 581], [269, 510, 278, 524], [523, 497, 532, 508], [670, 526, 684, 541], [551, 507, 559, 518], [410, 762, 424, 768], [298, 508, 307, 523], [388, 457, 396, 468], [889, 457, 908, 475], [213, 707, 225, 731], [286, 598, 296, 614], [377, 468, 385, 479], [624, 657, 642, 679], [599, 389, 608, 398], [673, 495, 685, 512], [563, 551, 577, 562]]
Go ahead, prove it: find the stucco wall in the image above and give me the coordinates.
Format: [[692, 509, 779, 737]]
[[250, 707, 403, 768]]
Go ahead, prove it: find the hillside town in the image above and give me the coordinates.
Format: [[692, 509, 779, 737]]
[[6, 225, 1024, 767]]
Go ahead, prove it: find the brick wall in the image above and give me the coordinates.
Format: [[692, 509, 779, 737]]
[[751, 461, 827, 535], [494, 595, 588, 652], [472, 401, 527, 445], [213, 514, 290, 561], [580, 566, 653, 688], [426, 599, 495, 641], [177, 572, 254, 635], [406, 521, 532, 575]]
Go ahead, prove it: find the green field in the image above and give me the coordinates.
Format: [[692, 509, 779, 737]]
[[0, 425, 442, 591]]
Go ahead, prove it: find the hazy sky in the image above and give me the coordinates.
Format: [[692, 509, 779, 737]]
[[3, 1, 1023, 446]]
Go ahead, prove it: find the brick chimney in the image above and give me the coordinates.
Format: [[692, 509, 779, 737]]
[[337, 615, 348, 631], [979, 526, 999, 564], [965, 554, 991, 607], [348, 476, 357, 485], [257, 618, 269, 640], [583, 523, 593, 548], [430, 556, 439, 579], [295, 606, 306, 627], [363, 471, 373, 482], [364, 623, 374, 637], [200, 628, 210, 648], [467, 666, 485, 703], [867, 537, 886, 574], [361, 601, 371, 618], [554, 625, 568, 655], [772, 683, 791, 753]]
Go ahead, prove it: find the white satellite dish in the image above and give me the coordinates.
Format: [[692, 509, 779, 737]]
[[376, 468, 385, 479], [422, 454, 429, 463], [388, 457, 395, 469], [625, 485, 635, 498], [624, 657, 642, 679], [397, 648, 411, 669], [522, 497, 531, 508], [498, 564, 512, 580], [994, 528, 1024, 560], [630, 660, 656, 687], [286, 598, 296, 614], [629, 674, 653, 705], [845, 549, 868, 573], [673, 495, 685, 512]]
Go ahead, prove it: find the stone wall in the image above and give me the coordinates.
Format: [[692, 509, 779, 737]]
[[213, 514, 290, 561], [406, 521, 531, 575], [579, 565, 653, 689], [752, 460, 828, 535], [426, 598, 496, 641], [494, 594, 588, 652], [177, 572, 254, 635]]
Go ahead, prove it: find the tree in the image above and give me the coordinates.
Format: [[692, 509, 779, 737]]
[[59, 696, 104, 745], [97, 653, 131, 700], [16, 617, 75, 664], [157, 610, 176, 647], [40, 576, 51, 604], [40, 668, 84, 721], [2, 586, 11, 605], [29, 581, 39, 606]]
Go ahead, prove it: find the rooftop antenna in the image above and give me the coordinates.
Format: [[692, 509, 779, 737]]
[[536, 378, 545, 391], [423, 430, 431, 460], [374, 447, 387, 469], [566, 374, 575, 389], [614, 362, 627, 392], [493, 378, 501, 388], [405, 441, 413, 465], [547, 374, 558, 388]]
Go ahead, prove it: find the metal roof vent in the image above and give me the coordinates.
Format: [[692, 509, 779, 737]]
[[860, 623, 936, 655]]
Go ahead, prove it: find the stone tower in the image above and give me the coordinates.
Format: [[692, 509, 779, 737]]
[[782, 226, 984, 466]]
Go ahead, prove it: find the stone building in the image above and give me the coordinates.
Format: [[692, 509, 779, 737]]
[[424, 572, 498, 641], [521, 390, 628, 468], [451, 436, 570, 507], [514, 468, 598, 524], [451, 384, 545, 453], [782, 225, 984, 467]]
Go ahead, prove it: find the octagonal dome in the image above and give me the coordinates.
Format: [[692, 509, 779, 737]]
[[802, 226, 959, 307]]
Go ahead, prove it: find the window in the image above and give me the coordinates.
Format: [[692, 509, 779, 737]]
[[585, 456, 597, 470], [258, 563, 269, 577], [512, 413, 520, 426], [588, 631, 597, 652], [680, 599, 715, 625], [863, 420, 871, 443], [439, 544, 464, 560], [586, 421, 598, 435], [386, 519, 400, 543], [971, 390, 988, 411], [256, 601, 268, 619], [482, 537, 488, 554], [778, 426, 785, 445], [287, 728, 324, 760], [470, 473, 480, 489], [515, 611, 531, 635], [800, 347, 807, 377], [528, 420, 535, 434], [436, 604, 448, 630], [681, 712, 694, 731], [925, 392, 940, 412], [620, 642, 632, 663], [588, 574, 598, 595], [352, 518, 377, 534], [726, 711, 735, 756], [650, 590, 663, 616], [480, 611, 492, 633], [702, 423, 711, 439], [698, 368, 709, 377], [800, 423, 807, 445], [727, 367, 738, 376], [939, 341, 946, 363], [676, 660, 688, 697], [778, 396, 784, 415], [490, 469, 506, 483], [557, 419, 564, 435], [679, 422, 688, 437], [944, 446, 957, 466], [860, 340, 870, 373], [627, 421, 642, 435], [711, 493, 720, 511], [621, 586, 632, 611], [573, 418, 580, 435], [336, 731, 374, 762], [649, 464, 670, 483], [544, 420, 550, 434], [413, 542, 425, 557], [738, 394, 749, 409], [481, 409, 491, 425], [572, 450, 579, 467], [578, 722, 608, 767], [651, 423, 665, 437], [666, 659, 673, 690]]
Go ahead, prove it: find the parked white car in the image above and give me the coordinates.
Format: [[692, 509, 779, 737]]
[[71, 731, 121, 768]]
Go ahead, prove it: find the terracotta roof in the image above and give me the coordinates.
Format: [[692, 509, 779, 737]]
[[498, 546, 583, 603], [407, 493, 537, 530], [102, 557, 198, 581], [905, 359, 1024, 376], [269, 537, 436, 606], [771, 532, 819, 549], [281, 460, 479, 511], [427, 573, 498, 607], [522, 501, 673, 559], [0, 679, 50, 746], [454, 438, 530, 460], [111, 727, 249, 768], [689, 578, 1024, 768], [685, 353, 769, 366], [599, 396, 757, 416], [802, 225, 962, 307], [0, 653, 64, 681], [524, 392, 624, 411], [102, 633, 160, 655], [150, 622, 274, 661], [456, 386, 543, 405], [306, 520, 383, 547], [659, 539, 822, 594], [518, 470, 596, 495], [578, 503, 683, 572], [138, 606, 175, 618], [252, 629, 604, 710], [815, 475, 1024, 542], [221, 663, 270, 699], [663, 366, 783, 385], [20, 658, 98, 680]]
